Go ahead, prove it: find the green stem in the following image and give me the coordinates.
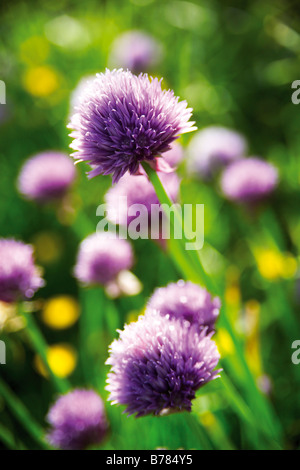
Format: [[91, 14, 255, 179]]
[[144, 163, 283, 446], [143, 164, 216, 293], [220, 373, 281, 449], [0, 423, 18, 449], [21, 309, 70, 394], [186, 413, 214, 450], [0, 378, 48, 449]]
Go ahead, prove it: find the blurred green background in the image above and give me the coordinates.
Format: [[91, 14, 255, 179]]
[[1, 0, 300, 450]]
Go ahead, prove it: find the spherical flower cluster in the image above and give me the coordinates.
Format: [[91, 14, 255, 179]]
[[146, 280, 220, 331], [187, 126, 247, 178], [73, 232, 134, 286], [105, 171, 180, 227], [109, 30, 163, 74], [0, 239, 44, 303], [68, 69, 196, 182], [220, 157, 278, 203], [17, 151, 76, 203], [46, 389, 108, 450], [106, 311, 221, 417]]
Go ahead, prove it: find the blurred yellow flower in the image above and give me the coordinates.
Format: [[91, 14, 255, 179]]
[[34, 343, 77, 378], [281, 254, 297, 279], [256, 249, 282, 280], [0, 302, 25, 332], [256, 249, 297, 281], [201, 410, 216, 428], [245, 300, 262, 377], [41, 295, 80, 329], [215, 328, 234, 356], [23, 65, 59, 97], [31, 231, 62, 264], [245, 299, 260, 317], [225, 285, 241, 306]]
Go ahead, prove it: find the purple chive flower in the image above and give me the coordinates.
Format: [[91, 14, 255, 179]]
[[187, 126, 247, 179], [46, 389, 108, 450], [106, 312, 221, 417], [0, 239, 44, 303], [221, 157, 278, 203], [109, 30, 164, 74], [105, 171, 180, 228], [73, 232, 134, 286], [68, 69, 196, 183], [146, 280, 220, 332], [17, 151, 76, 203]]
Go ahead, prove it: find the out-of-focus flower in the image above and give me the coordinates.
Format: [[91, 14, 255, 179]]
[[281, 254, 298, 279], [255, 249, 297, 281], [244, 300, 262, 377], [257, 374, 272, 395], [256, 249, 282, 280], [0, 239, 44, 303], [34, 343, 77, 378], [220, 157, 278, 203], [145, 280, 220, 332], [105, 270, 142, 299], [0, 301, 25, 332], [106, 312, 221, 417], [200, 411, 217, 429], [17, 151, 76, 203], [215, 328, 235, 357], [109, 30, 163, 74], [162, 142, 184, 169], [68, 69, 196, 182], [225, 285, 241, 306], [45, 15, 90, 51], [23, 66, 60, 97], [187, 126, 247, 179], [41, 295, 80, 329], [46, 389, 108, 450], [73, 232, 134, 287], [105, 171, 180, 228]]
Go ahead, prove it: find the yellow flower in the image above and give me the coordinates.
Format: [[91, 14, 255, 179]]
[[281, 254, 297, 279], [42, 295, 80, 329], [201, 411, 216, 428], [34, 344, 77, 378], [23, 66, 59, 97], [0, 302, 25, 332], [256, 249, 283, 280], [225, 285, 241, 306], [244, 300, 262, 376], [256, 249, 297, 281], [215, 328, 235, 356]]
